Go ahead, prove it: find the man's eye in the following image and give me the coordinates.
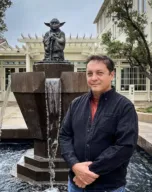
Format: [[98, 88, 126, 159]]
[[87, 73, 92, 76], [97, 72, 104, 75]]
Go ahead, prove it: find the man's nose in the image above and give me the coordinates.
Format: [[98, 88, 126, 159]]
[[91, 73, 98, 80]]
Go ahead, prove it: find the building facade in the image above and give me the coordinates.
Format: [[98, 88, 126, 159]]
[[93, 0, 152, 101], [94, 0, 152, 42]]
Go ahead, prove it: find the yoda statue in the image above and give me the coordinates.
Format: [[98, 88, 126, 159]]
[[43, 18, 66, 62]]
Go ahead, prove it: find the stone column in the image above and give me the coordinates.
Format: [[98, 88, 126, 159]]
[[74, 63, 77, 72], [26, 53, 31, 72], [26, 44, 31, 72]]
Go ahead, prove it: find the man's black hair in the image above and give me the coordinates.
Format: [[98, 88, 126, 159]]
[[86, 55, 115, 72]]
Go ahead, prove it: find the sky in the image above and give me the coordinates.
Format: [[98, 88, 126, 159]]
[[4, 0, 103, 46]]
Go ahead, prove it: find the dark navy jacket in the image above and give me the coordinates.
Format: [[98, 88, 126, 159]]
[[59, 88, 138, 191]]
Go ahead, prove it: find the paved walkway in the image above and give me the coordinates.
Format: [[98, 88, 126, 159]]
[[139, 121, 152, 142], [0, 103, 27, 129], [0, 102, 152, 155]]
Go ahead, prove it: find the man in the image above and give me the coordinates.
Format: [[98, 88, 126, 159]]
[[59, 55, 138, 192], [43, 18, 66, 62]]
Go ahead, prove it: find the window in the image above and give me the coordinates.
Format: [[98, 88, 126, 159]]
[[105, 9, 109, 26], [103, 11, 105, 29], [19, 68, 26, 72], [19, 61, 26, 65], [14, 61, 19, 65], [3, 61, 25, 65], [77, 68, 86, 72], [143, 0, 146, 12], [150, 79, 152, 91], [100, 17, 102, 32], [97, 21, 100, 35], [121, 67, 146, 91], [74, 61, 87, 66], [101, 16, 104, 32], [5, 68, 15, 90], [138, 0, 141, 12], [70, 61, 74, 65], [107, 3, 111, 23], [138, 0, 146, 13]]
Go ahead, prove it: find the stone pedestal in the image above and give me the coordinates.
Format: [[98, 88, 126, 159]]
[[33, 62, 74, 78]]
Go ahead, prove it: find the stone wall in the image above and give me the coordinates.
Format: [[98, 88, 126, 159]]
[[137, 112, 152, 123]]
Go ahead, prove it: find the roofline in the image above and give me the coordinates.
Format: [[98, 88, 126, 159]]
[[18, 36, 98, 44], [93, 0, 110, 24], [0, 39, 7, 44], [0, 41, 6, 46]]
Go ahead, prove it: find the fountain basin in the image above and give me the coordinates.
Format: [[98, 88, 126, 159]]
[[0, 142, 152, 191]]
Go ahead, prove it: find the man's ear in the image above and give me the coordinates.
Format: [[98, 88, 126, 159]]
[[110, 71, 115, 79]]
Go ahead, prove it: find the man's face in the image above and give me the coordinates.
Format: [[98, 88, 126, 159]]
[[86, 60, 114, 94]]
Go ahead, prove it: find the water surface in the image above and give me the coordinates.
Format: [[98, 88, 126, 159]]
[[0, 143, 151, 192]]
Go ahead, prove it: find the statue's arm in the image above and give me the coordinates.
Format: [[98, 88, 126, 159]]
[[56, 32, 65, 44], [43, 32, 50, 44]]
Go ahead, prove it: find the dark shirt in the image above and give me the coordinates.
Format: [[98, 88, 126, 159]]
[[59, 88, 138, 191]]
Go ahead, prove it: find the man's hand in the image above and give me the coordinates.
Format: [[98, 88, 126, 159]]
[[72, 162, 99, 185], [73, 176, 86, 188]]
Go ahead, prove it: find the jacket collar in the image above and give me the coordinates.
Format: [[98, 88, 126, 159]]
[[88, 86, 115, 101]]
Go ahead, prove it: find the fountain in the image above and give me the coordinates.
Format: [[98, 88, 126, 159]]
[[10, 18, 89, 190], [11, 64, 88, 185]]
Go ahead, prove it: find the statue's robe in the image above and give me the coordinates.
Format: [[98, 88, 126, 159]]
[[43, 29, 65, 61]]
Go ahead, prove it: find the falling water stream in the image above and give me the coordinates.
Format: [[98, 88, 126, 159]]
[[44, 78, 61, 192]]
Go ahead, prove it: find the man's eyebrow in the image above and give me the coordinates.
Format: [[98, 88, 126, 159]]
[[86, 70, 92, 72], [96, 70, 104, 72], [86, 70, 104, 72]]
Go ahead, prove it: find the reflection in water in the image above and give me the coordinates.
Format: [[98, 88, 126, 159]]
[[0, 143, 67, 192], [126, 146, 152, 192], [0, 143, 151, 192]]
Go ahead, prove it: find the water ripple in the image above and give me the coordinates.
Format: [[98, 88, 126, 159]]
[[0, 143, 152, 192]]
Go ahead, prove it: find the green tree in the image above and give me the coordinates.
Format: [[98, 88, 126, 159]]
[[102, 0, 152, 80], [0, 0, 12, 37]]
